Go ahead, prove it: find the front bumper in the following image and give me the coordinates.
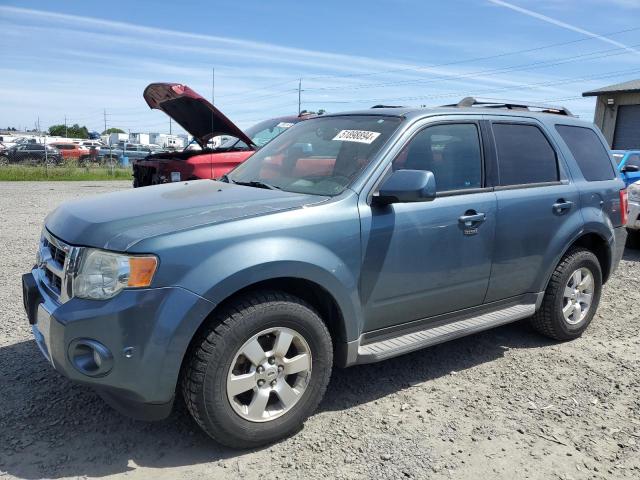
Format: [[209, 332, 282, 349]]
[[22, 270, 215, 420], [627, 200, 640, 231]]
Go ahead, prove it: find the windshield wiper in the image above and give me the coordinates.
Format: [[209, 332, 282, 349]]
[[232, 180, 281, 190]]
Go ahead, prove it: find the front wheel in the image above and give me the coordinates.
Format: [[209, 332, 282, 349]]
[[182, 291, 333, 448], [531, 248, 602, 340]]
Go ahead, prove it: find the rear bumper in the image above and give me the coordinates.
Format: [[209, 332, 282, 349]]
[[627, 200, 640, 231], [23, 270, 215, 420]]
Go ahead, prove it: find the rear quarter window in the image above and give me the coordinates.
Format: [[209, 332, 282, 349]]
[[492, 123, 558, 186], [555, 125, 615, 181]]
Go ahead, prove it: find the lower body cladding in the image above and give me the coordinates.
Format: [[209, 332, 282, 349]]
[[22, 271, 215, 420]]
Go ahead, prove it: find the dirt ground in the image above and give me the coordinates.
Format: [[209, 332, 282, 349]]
[[0, 181, 638, 480]]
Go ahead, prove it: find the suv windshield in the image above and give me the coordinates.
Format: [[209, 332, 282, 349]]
[[227, 115, 402, 196], [220, 118, 299, 150]]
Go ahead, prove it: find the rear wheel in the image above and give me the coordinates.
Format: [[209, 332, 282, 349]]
[[0, 155, 8, 166], [531, 248, 602, 340], [182, 291, 333, 448]]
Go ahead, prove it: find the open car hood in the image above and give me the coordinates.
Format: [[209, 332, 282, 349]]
[[143, 83, 254, 148]]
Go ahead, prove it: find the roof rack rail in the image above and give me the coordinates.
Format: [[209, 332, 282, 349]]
[[442, 97, 574, 116], [370, 104, 405, 109]]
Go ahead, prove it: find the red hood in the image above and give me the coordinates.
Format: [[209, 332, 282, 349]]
[[143, 83, 254, 148]]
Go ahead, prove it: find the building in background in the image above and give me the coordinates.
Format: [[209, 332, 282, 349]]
[[583, 79, 640, 149]]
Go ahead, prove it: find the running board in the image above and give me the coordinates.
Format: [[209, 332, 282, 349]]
[[356, 303, 536, 364]]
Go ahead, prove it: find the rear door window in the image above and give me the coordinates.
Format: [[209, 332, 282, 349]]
[[555, 125, 615, 181], [492, 123, 558, 186]]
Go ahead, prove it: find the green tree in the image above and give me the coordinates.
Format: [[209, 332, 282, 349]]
[[102, 127, 126, 135], [48, 124, 90, 138]]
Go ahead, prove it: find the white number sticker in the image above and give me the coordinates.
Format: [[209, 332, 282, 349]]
[[332, 130, 381, 144], [171, 172, 181, 182]]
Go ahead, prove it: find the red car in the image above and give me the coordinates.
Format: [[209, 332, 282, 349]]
[[50, 142, 91, 163], [132, 83, 311, 187]]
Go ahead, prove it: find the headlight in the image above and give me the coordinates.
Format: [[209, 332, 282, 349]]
[[74, 249, 158, 300], [629, 184, 640, 202]]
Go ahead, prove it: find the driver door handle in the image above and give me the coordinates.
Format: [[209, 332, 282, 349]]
[[552, 199, 573, 215], [458, 212, 486, 227]]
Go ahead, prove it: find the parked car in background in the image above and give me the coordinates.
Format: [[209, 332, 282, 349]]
[[1, 143, 62, 165], [132, 82, 312, 187], [613, 150, 640, 186], [23, 98, 627, 448], [80, 140, 105, 149], [626, 179, 640, 244], [50, 142, 91, 164], [99, 143, 153, 165]]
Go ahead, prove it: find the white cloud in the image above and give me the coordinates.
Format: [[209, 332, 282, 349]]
[[487, 0, 640, 55]]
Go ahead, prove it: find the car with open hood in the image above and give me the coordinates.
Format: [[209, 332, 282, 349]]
[[132, 83, 311, 187]]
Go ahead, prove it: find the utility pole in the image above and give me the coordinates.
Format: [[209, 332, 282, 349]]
[[103, 109, 107, 134], [298, 78, 302, 115], [169, 118, 172, 135], [212, 67, 215, 105], [64, 115, 68, 138]]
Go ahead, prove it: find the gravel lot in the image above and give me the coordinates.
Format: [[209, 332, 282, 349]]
[[1, 181, 638, 480]]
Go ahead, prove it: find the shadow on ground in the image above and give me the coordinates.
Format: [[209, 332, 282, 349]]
[[0, 320, 555, 479]]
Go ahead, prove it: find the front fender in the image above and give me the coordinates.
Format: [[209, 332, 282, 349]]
[[180, 237, 362, 342]]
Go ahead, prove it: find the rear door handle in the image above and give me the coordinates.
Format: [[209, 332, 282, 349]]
[[552, 199, 573, 215], [458, 212, 486, 227]]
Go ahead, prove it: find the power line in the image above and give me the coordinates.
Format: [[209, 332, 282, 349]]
[[302, 67, 640, 105], [305, 42, 640, 93], [212, 25, 640, 102], [303, 25, 640, 82]]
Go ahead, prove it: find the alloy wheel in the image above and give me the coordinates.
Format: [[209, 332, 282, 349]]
[[226, 327, 312, 422], [562, 267, 594, 325]]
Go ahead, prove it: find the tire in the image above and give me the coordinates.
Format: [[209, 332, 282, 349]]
[[531, 248, 602, 340], [0, 155, 8, 166], [182, 290, 333, 448]]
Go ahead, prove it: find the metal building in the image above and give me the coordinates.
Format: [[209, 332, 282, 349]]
[[583, 79, 640, 149]]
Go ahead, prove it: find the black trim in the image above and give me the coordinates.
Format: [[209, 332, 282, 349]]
[[480, 120, 499, 187], [361, 293, 541, 345], [96, 388, 174, 421]]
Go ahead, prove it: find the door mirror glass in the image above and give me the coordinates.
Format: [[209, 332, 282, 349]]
[[621, 164, 640, 173], [373, 169, 437, 205]]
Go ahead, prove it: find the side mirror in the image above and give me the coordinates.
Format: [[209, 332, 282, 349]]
[[373, 169, 437, 206], [621, 164, 640, 173]]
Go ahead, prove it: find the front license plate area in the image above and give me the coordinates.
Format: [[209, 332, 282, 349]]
[[171, 171, 181, 182]]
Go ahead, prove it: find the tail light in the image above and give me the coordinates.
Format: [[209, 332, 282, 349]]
[[620, 188, 628, 226]]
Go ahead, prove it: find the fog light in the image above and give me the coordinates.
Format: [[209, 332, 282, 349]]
[[68, 339, 113, 377]]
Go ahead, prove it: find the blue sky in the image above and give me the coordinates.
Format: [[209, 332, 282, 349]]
[[1, 0, 639, 135]]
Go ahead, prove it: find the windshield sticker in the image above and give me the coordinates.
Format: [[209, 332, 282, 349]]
[[276, 122, 295, 129], [332, 130, 381, 144]]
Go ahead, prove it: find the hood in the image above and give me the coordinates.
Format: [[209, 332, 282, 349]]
[[45, 181, 327, 251], [143, 83, 254, 148]]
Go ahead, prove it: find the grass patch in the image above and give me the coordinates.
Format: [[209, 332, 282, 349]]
[[0, 165, 132, 181]]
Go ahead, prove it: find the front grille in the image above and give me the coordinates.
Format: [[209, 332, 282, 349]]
[[37, 230, 77, 303], [44, 268, 62, 292], [44, 237, 67, 267]]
